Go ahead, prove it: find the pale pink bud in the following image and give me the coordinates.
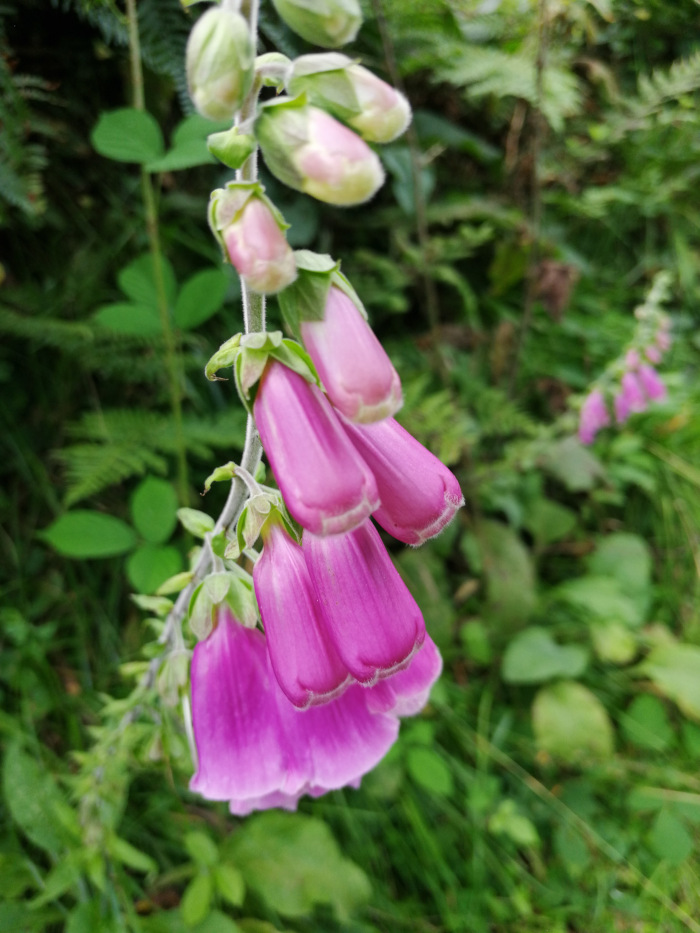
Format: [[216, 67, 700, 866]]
[[578, 389, 610, 445], [645, 345, 662, 364], [253, 360, 379, 535], [222, 197, 297, 295], [300, 286, 402, 423], [656, 330, 672, 352], [624, 349, 640, 370], [186, 8, 254, 121], [638, 364, 667, 401], [347, 65, 411, 143], [341, 416, 464, 545]]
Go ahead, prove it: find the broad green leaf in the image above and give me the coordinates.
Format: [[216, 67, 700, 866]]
[[553, 823, 591, 878], [174, 269, 229, 330], [647, 808, 693, 864], [40, 510, 137, 559], [127, 544, 182, 594], [620, 695, 674, 751], [172, 113, 231, 145], [118, 253, 177, 310], [553, 576, 642, 628], [0, 903, 46, 933], [146, 139, 215, 173], [109, 835, 158, 874], [523, 498, 577, 546], [228, 812, 371, 921], [3, 742, 79, 854], [91, 108, 165, 163], [589, 618, 637, 664], [31, 856, 81, 906], [65, 903, 102, 933], [489, 799, 540, 848], [93, 301, 162, 336], [636, 643, 700, 720], [181, 873, 214, 927], [130, 476, 179, 543], [589, 532, 652, 619], [406, 747, 454, 797], [502, 627, 589, 684], [540, 437, 605, 491], [532, 681, 614, 763], [475, 520, 536, 629]]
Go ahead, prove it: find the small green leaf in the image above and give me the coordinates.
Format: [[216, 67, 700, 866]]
[[589, 618, 638, 665], [489, 799, 540, 848], [215, 863, 246, 907], [620, 695, 674, 751], [91, 108, 165, 163], [589, 532, 652, 619], [178, 507, 216, 538], [406, 747, 454, 797], [476, 520, 536, 628], [146, 139, 215, 173], [523, 498, 577, 546], [174, 269, 229, 330], [157, 571, 194, 595], [636, 643, 700, 720], [131, 476, 179, 543], [553, 823, 591, 878], [181, 873, 214, 927], [93, 301, 162, 336], [185, 831, 219, 868], [647, 808, 693, 864], [502, 627, 589, 684], [541, 436, 605, 491], [30, 857, 81, 906], [118, 253, 177, 309], [40, 510, 137, 559], [532, 681, 614, 763], [127, 544, 183, 594], [109, 835, 158, 874]]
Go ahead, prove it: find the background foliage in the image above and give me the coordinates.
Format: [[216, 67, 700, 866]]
[[2, 0, 700, 931]]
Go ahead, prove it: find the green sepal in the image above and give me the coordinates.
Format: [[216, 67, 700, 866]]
[[205, 333, 242, 381], [209, 528, 229, 560], [156, 571, 194, 596], [188, 571, 258, 640], [202, 461, 238, 494], [278, 250, 367, 335], [287, 53, 362, 123], [130, 594, 174, 617], [256, 52, 292, 88], [254, 94, 310, 190], [228, 499, 298, 559], [207, 128, 257, 170]]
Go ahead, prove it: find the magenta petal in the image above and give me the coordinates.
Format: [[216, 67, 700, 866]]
[[300, 287, 402, 423], [365, 635, 442, 717], [638, 364, 667, 401], [254, 361, 379, 535], [189, 614, 292, 801], [254, 522, 352, 709], [615, 371, 647, 423], [341, 416, 464, 545], [303, 520, 425, 684], [230, 789, 303, 817], [578, 389, 610, 445]]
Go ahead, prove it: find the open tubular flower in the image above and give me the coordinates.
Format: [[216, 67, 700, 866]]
[[253, 519, 351, 709], [341, 417, 464, 546], [253, 360, 379, 535], [300, 285, 402, 423], [303, 519, 426, 684], [190, 609, 442, 815], [256, 99, 384, 206], [578, 389, 610, 445], [186, 7, 254, 121], [615, 371, 647, 423]]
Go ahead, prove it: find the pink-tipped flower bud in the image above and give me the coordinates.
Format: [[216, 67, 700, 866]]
[[578, 389, 610, 445], [638, 364, 667, 401], [253, 360, 379, 535], [186, 7, 254, 121], [341, 416, 464, 546], [223, 197, 297, 294], [645, 345, 662, 364], [656, 330, 672, 352], [624, 349, 640, 370], [287, 54, 411, 144], [256, 98, 384, 206], [271, 0, 362, 48], [615, 371, 647, 423], [300, 286, 402, 423]]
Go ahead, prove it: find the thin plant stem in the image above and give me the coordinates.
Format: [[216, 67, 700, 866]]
[[125, 0, 189, 504], [508, 0, 548, 398]]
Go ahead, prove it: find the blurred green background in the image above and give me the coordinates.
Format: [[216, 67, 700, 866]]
[[2, 0, 700, 930]]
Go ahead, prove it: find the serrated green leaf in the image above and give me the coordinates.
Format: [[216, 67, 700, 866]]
[[40, 510, 137, 559], [91, 108, 165, 163]]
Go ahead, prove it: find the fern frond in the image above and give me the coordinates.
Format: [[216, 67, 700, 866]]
[[59, 444, 169, 507], [633, 50, 700, 117]]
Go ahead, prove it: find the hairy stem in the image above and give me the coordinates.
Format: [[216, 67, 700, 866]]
[[125, 0, 189, 504]]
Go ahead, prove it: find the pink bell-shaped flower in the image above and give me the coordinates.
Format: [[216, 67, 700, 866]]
[[189, 610, 442, 815], [303, 519, 426, 684], [223, 197, 297, 295], [615, 371, 647, 423], [578, 389, 610, 445], [638, 364, 667, 401], [341, 416, 463, 545], [253, 360, 379, 535], [253, 519, 351, 709], [300, 286, 402, 423]]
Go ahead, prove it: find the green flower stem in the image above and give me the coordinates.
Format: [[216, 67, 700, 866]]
[[126, 0, 189, 505]]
